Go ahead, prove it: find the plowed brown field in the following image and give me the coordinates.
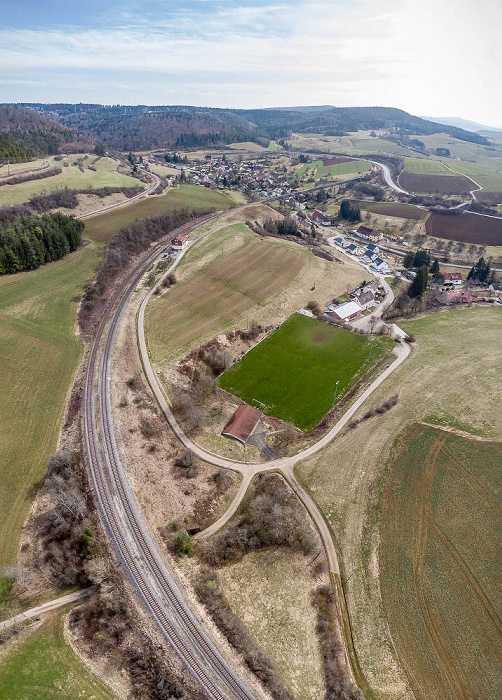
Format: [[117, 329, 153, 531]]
[[380, 424, 501, 700], [426, 211, 502, 245], [399, 171, 473, 194]]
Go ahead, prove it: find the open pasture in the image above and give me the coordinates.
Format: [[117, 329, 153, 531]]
[[426, 211, 502, 246], [84, 184, 233, 242], [0, 244, 100, 566], [0, 155, 140, 207], [380, 423, 501, 700], [146, 222, 363, 367], [398, 171, 473, 195], [0, 609, 117, 700], [219, 314, 393, 431], [146, 225, 306, 365]]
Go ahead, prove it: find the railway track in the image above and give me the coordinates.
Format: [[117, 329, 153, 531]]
[[82, 214, 257, 700]]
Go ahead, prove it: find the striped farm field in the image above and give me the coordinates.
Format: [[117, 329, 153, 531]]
[[380, 423, 501, 700], [402, 158, 453, 175]]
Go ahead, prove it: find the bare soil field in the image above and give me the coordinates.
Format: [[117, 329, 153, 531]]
[[425, 211, 502, 245], [398, 171, 473, 195], [354, 201, 428, 220], [295, 307, 502, 699], [380, 423, 501, 700], [474, 190, 502, 205], [146, 223, 362, 367]]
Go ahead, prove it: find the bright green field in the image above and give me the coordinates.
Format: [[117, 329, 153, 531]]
[[84, 184, 233, 242], [0, 244, 100, 566], [0, 156, 141, 207], [403, 157, 454, 175], [219, 314, 394, 431], [0, 610, 117, 700]]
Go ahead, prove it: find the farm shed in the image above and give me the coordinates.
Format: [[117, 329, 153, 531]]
[[328, 300, 362, 322], [222, 404, 262, 444]]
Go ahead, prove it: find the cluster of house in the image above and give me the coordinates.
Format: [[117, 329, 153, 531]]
[[298, 208, 332, 228], [188, 157, 296, 198], [331, 236, 392, 274], [352, 225, 384, 242], [324, 280, 383, 322]]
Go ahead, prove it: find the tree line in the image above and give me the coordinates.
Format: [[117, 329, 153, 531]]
[[0, 212, 83, 274]]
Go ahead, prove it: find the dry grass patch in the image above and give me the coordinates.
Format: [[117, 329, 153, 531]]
[[218, 549, 326, 700]]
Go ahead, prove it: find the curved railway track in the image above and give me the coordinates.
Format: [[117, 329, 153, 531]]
[[82, 214, 257, 700]]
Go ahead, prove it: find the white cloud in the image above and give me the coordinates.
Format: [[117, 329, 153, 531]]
[[0, 0, 499, 124]]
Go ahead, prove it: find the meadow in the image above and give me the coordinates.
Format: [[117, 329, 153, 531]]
[[0, 155, 140, 207], [295, 158, 370, 179], [84, 184, 233, 242], [295, 306, 502, 698], [219, 314, 393, 431], [380, 423, 501, 700], [146, 222, 363, 368], [0, 243, 100, 566], [0, 609, 117, 700]]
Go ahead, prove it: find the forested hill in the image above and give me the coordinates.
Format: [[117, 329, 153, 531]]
[[9, 103, 489, 151], [0, 105, 93, 162]]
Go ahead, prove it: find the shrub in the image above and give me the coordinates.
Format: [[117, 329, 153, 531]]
[[173, 531, 194, 557]]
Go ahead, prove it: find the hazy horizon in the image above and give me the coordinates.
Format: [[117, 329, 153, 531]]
[[1, 0, 500, 128]]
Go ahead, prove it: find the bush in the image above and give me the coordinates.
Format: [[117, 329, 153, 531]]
[[200, 474, 316, 567], [173, 531, 194, 557]]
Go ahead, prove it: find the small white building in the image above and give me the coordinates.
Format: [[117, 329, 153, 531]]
[[347, 243, 362, 256], [369, 257, 391, 274], [326, 300, 362, 322]]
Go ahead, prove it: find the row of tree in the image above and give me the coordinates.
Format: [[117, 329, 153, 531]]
[[0, 213, 83, 274]]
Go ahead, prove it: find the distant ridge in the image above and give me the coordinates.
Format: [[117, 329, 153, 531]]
[[5, 103, 490, 152], [421, 116, 502, 133]]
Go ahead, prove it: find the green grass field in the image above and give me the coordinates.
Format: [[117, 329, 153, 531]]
[[84, 184, 233, 242], [380, 423, 501, 700], [0, 244, 100, 566], [219, 314, 394, 431], [0, 156, 140, 207], [403, 157, 454, 175], [0, 609, 117, 700]]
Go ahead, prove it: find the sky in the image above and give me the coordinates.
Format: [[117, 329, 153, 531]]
[[0, 0, 500, 126]]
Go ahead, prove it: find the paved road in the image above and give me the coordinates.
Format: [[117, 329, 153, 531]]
[[137, 226, 411, 580], [0, 588, 94, 630], [78, 166, 161, 220], [367, 159, 408, 194]]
